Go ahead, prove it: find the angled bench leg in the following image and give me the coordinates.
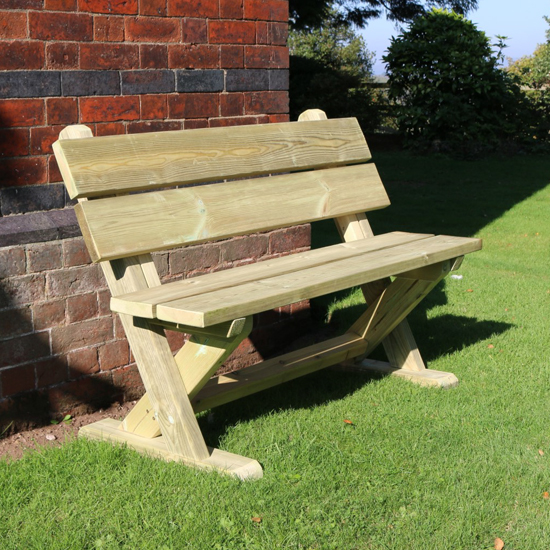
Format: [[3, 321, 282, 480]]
[[344, 260, 459, 388], [120, 317, 253, 439], [298, 109, 429, 375]]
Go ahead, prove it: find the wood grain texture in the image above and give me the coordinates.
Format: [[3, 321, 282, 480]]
[[53, 118, 371, 199], [111, 232, 433, 319], [80, 419, 263, 480], [155, 235, 481, 327], [75, 163, 389, 262], [300, 108, 428, 373]]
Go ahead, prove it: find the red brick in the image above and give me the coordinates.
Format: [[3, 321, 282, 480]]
[[0, 331, 50, 370], [80, 43, 139, 69], [256, 21, 268, 44], [0, 11, 27, 39], [181, 18, 206, 44], [94, 15, 125, 41], [170, 243, 220, 274], [0, 129, 29, 158], [78, 0, 138, 14], [114, 315, 125, 339], [51, 317, 113, 354], [269, 224, 311, 254], [1, 364, 36, 397], [95, 122, 126, 135], [36, 357, 68, 389], [209, 20, 255, 44], [168, 93, 219, 119], [140, 0, 166, 16], [111, 363, 144, 400], [183, 118, 208, 129], [220, 0, 243, 18], [68, 346, 99, 378], [45, 0, 77, 9], [244, 0, 288, 21], [0, 41, 44, 70], [0, 247, 26, 278], [29, 12, 93, 41], [268, 114, 290, 123], [220, 93, 244, 117], [127, 120, 182, 133], [27, 242, 63, 273], [0, 0, 41, 6], [30, 126, 61, 155], [269, 21, 287, 45], [80, 96, 140, 123], [45, 42, 79, 70], [245, 45, 288, 68], [97, 289, 111, 316], [46, 264, 101, 298], [140, 44, 167, 68], [98, 340, 129, 370], [48, 154, 62, 183], [244, 90, 288, 114], [0, 99, 44, 128], [62, 238, 91, 268], [0, 307, 33, 339], [220, 234, 268, 262], [33, 299, 66, 331], [208, 116, 257, 127], [47, 97, 78, 125], [125, 16, 180, 42], [168, 44, 219, 69], [165, 329, 185, 352], [67, 292, 99, 323], [1, 274, 45, 309], [140, 94, 167, 119], [47, 371, 115, 413], [168, 0, 218, 17], [220, 45, 244, 68], [0, 157, 48, 187]]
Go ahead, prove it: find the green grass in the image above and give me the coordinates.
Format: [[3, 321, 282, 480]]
[[2, 152, 550, 549]]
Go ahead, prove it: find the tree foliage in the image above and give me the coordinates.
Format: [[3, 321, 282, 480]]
[[383, 9, 527, 152], [289, 0, 478, 30], [507, 17, 550, 89], [289, 12, 382, 129]]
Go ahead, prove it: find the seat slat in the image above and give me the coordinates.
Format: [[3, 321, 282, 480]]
[[156, 235, 481, 327], [110, 232, 434, 319], [76, 163, 389, 262], [53, 118, 371, 199]]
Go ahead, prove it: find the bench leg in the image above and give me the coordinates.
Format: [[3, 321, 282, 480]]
[[120, 317, 253, 439], [343, 260, 459, 388], [79, 314, 262, 480]]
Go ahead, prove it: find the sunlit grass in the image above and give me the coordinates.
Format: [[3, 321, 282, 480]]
[[2, 152, 550, 549]]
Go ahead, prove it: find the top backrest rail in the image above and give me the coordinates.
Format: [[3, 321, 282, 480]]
[[53, 118, 371, 199]]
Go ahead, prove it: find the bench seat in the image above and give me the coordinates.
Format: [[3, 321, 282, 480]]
[[53, 109, 483, 480], [111, 232, 481, 328]]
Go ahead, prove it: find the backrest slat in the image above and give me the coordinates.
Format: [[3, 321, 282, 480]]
[[53, 118, 371, 199], [75, 163, 389, 262]]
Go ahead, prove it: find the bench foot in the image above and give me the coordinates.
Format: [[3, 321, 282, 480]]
[[79, 418, 263, 481], [341, 358, 459, 389]]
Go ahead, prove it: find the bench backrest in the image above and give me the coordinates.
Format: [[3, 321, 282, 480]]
[[53, 118, 389, 262]]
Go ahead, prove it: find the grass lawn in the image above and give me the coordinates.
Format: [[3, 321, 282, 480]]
[[2, 151, 550, 549]]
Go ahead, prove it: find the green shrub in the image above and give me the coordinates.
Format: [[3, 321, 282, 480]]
[[383, 9, 529, 154]]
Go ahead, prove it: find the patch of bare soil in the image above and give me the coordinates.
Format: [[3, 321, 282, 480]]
[[0, 401, 136, 461]]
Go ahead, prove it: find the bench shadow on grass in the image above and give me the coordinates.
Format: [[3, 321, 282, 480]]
[[200, 295, 513, 447]]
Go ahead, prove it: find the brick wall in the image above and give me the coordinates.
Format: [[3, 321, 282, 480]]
[[0, 1, 311, 429]]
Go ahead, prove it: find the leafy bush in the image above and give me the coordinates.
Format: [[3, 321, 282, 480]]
[[383, 9, 529, 154], [289, 13, 383, 131]]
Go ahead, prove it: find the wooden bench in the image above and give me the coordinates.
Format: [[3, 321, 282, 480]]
[[53, 109, 481, 480]]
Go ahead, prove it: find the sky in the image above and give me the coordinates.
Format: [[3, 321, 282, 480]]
[[362, 0, 550, 75]]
